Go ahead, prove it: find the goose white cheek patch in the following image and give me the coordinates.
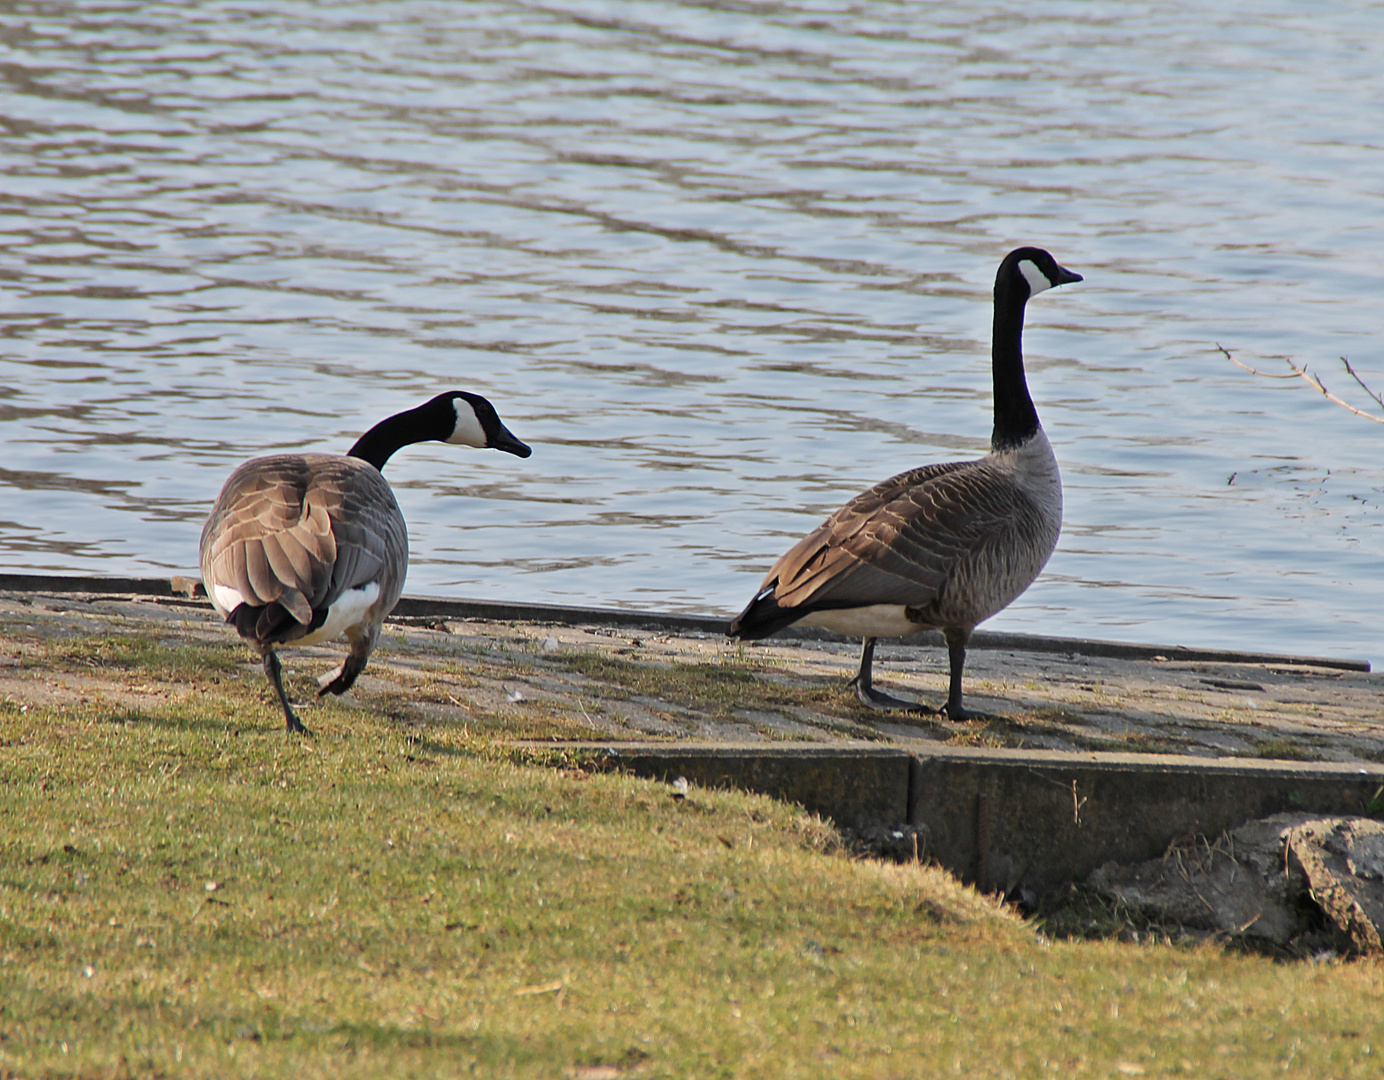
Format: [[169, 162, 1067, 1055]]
[[446, 401, 488, 447], [1018, 259, 1052, 296]]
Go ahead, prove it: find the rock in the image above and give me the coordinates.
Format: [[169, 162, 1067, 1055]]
[[1284, 817, 1384, 956], [1087, 833, 1300, 945], [169, 575, 202, 598], [1086, 813, 1384, 955]]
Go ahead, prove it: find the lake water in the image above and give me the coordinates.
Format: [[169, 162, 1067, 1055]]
[[3, 0, 1383, 664]]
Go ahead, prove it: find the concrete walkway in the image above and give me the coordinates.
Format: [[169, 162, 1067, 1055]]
[[1, 577, 1381, 764]]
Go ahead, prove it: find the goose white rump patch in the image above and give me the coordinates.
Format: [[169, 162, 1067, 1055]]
[[797, 604, 924, 638], [297, 582, 383, 646], [210, 582, 249, 619]]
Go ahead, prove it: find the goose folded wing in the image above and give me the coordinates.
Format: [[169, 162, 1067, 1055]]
[[317, 465, 410, 613], [768, 461, 1026, 612], [322, 515, 396, 611], [202, 458, 339, 623]]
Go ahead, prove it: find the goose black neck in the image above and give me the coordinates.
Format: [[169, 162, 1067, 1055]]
[[348, 406, 437, 471], [990, 276, 1040, 452]]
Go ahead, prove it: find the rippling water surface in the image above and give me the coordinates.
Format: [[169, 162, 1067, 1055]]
[[3, 1, 1383, 661]]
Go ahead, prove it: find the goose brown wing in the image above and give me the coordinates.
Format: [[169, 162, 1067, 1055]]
[[199, 455, 405, 624], [765, 458, 1033, 614], [321, 463, 409, 614]]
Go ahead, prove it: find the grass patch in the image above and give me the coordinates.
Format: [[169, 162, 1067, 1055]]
[[1249, 738, 1319, 762], [541, 650, 894, 740], [547, 652, 837, 719], [38, 634, 243, 677], [2, 695, 1384, 1077]]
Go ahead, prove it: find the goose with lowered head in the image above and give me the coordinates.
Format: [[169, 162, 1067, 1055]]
[[200, 390, 531, 733]]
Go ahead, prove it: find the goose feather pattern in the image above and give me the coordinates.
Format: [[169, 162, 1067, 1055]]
[[768, 433, 1061, 632], [201, 454, 406, 644]]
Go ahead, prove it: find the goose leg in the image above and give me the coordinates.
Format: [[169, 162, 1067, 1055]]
[[848, 637, 932, 712], [263, 649, 310, 734], [940, 631, 994, 721], [317, 651, 367, 697], [318, 625, 377, 698]]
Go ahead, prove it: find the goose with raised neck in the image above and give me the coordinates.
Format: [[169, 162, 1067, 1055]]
[[728, 247, 1081, 719]]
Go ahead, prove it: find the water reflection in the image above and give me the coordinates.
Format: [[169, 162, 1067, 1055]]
[[1, 1, 1382, 661]]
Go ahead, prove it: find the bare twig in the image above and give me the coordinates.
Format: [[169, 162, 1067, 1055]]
[[1342, 358, 1384, 411], [575, 697, 599, 730], [1070, 780, 1088, 826], [1217, 344, 1300, 380], [1218, 344, 1384, 425]]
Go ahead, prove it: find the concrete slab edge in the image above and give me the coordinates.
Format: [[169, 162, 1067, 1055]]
[[513, 739, 1384, 781], [514, 740, 1384, 894], [0, 571, 1369, 672]]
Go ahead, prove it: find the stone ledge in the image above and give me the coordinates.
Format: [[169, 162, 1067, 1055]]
[[520, 740, 1384, 897]]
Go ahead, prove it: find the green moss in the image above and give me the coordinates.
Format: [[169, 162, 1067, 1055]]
[[39, 632, 244, 679], [547, 652, 832, 718], [1249, 738, 1319, 762]]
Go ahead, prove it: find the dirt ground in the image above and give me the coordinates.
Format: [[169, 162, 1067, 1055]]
[[2, 587, 1382, 765]]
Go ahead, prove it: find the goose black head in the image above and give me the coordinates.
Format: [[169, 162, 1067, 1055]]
[[997, 247, 1082, 301], [435, 391, 532, 458], [348, 391, 532, 469]]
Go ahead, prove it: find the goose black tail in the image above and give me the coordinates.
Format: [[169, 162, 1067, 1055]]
[[229, 602, 320, 645], [727, 585, 803, 641]]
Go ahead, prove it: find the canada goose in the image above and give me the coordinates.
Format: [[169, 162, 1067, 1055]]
[[200, 391, 531, 733], [728, 247, 1081, 719]]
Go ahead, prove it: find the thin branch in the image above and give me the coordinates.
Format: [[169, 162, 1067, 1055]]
[[1342, 357, 1384, 411], [1218, 344, 1384, 425], [1217, 344, 1300, 380]]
